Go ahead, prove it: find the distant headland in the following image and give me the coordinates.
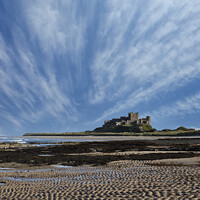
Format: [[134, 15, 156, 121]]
[[23, 112, 200, 137], [93, 112, 154, 133]]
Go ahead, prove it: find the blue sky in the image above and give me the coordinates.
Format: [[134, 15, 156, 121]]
[[0, 0, 200, 136]]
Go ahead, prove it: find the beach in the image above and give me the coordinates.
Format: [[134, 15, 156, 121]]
[[0, 136, 200, 199], [0, 160, 199, 199]]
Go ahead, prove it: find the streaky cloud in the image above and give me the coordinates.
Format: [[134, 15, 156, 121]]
[[91, 0, 200, 123], [0, 0, 200, 134], [149, 91, 200, 120]]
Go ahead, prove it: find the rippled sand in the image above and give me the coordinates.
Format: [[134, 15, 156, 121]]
[[0, 160, 199, 199]]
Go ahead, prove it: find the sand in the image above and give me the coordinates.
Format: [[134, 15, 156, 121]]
[[23, 135, 200, 141], [0, 137, 200, 199], [0, 160, 199, 199]]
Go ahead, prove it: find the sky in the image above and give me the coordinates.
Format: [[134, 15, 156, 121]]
[[0, 0, 200, 136]]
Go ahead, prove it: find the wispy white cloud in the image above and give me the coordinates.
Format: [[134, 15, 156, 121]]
[[0, 127, 5, 136], [25, 1, 65, 54], [0, 25, 77, 129], [149, 91, 200, 120], [0, 34, 12, 65], [0, 111, 22, 128], [23, 0, 86, 57], [1, 1, 88, 132], [1, 0, 200, 134], [95, 65, 200, 123], [90, 0, 200, 122]]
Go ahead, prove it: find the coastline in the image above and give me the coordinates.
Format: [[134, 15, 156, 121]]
[[0, 137, 199, 199], [23, 135, 200, 141], [0, 160, 199, 199]]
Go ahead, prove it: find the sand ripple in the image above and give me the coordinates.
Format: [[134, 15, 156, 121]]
[[0, 161, 199, 199]]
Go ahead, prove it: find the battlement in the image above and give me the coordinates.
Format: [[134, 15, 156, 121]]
[[104, 112, 151, 126]]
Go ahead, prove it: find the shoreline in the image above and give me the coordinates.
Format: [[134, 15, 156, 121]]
[[22, 135, 200, 141], [0, 137, 200, 168], [23, 129, 200, 137], [0, 137, 200, 199], [0, 160, 199, 199]]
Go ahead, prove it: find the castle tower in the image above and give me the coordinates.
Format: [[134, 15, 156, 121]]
[[129, 112, 139, 121], [135, 112, 139, 120], [128, 112, 134, 121], [146, 116, 151, 125]]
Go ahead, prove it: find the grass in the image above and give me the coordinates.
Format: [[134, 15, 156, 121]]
[[23, 130, 200, 137]]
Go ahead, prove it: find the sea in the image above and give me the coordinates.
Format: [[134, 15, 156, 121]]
[[1, 135, 200, 146], [0, 136, 98, 146]]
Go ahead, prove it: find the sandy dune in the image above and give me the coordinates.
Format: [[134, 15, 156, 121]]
[[0, 160, 199, 199]]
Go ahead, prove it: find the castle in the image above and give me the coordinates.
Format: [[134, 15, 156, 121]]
[[104, 112, 151, 127]]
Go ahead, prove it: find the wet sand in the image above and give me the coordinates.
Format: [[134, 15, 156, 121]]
[[0, 137, 200, 199], [23, 135, 200, 141], [0, 160, 199, 199]]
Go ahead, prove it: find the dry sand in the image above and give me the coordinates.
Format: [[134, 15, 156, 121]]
[[23, 135, 200, 141], [0, 160, 199, 199]]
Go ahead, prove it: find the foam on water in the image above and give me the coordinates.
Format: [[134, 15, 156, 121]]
[[0, 167, 14, 170], [51, 165, 73, 168], [0, 136, 99, 145], [0, 137, 26, 144], [1, 135, 200, 145]]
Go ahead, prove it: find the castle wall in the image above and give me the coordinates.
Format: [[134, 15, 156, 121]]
[[104, 112, 151, 126], [138, 116, 151, 125]]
